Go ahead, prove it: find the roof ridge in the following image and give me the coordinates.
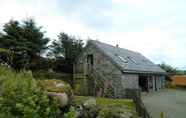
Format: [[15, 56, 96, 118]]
[[90, 40, 140, 55]]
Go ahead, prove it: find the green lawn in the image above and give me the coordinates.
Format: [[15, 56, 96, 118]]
[[72, 96, 139, 118], [73, 96, 134, 107]]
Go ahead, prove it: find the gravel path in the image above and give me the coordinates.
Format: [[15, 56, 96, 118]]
[[142, 89, 186, 118]]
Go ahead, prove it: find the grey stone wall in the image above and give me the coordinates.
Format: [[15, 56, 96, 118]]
[[121, 74, 139, 89], [74, 44, 125, 97], [74, 44, 122, 76]]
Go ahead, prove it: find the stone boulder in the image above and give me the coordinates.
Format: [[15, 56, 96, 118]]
[[83, 98, 96, 108], [47, 92, 68, 107], [37, 79, 73, 107], [72, 98, 99, 118]]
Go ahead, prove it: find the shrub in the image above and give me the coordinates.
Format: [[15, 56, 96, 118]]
[[0, 66, 60, 118], [33, 70, 72, 85], [64, 107, 78, 118], [0, 48, 12, 65]]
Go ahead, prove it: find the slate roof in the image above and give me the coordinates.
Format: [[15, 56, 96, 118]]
[[89, 40, 166, 74]]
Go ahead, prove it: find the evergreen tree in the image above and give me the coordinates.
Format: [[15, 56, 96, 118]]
[[50, 32, 84, 73], [0, 19, 49, 70]]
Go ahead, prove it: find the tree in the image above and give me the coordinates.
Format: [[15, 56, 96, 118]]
[[50, 32, 84, 73], [0, 19, 49, 70], [158, 63, 177, 74]]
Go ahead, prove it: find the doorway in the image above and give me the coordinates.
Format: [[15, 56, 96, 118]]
[[139, 75, 148, 92]]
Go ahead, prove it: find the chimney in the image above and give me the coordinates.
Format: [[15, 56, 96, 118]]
[[115, 44, 119, 56], [116, 44, 119, 48]]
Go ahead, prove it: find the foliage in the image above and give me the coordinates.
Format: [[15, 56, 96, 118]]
[[0, 19, 49, 70], [166, 82, 177, 89], [159, 63, 177, 74], [0, 66, 60, 118], [29, 57, 53, 71], [159, 63, 186, 76], [50, 32, 84, 73], [64, 107, 78, 118], [0, 48, 13, 65], [33, 70, 72, 84], [52, 57, 73, 73]]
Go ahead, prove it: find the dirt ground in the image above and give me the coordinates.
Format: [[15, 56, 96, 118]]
[[142, 89, 186, 118]]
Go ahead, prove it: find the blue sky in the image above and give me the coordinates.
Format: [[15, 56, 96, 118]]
[[0, 0, 186, 69]]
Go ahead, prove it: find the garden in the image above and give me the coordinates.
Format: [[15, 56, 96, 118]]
[[0, 66, 138, 118]]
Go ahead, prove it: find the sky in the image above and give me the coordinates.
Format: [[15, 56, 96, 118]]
[[0, 0, 186, 69]]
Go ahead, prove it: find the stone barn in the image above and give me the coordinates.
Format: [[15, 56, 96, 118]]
[[73, 40, 166, 98]]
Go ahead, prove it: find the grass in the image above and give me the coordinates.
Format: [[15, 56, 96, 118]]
[[73, 96, 135, 110], [72, 96, 138, 118]]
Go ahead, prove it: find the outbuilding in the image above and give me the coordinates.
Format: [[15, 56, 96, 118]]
[[74, 40, 166, 98]]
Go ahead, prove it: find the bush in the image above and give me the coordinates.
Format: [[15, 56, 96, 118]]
[[0, 66, 60, 118], [64, 107, 78, 118], [33, 70, 71, 83], [0, 48, 12, 65]]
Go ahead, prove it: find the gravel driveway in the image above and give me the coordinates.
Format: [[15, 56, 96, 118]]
[[142, 89, 186, 118]]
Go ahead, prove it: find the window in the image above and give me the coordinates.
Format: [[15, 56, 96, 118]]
[[127, 56, 138, 64], [87, 54, 94, 65], [117, 55, 128, 63]]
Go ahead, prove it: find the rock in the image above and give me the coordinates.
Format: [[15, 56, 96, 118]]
[[120, 112, 132, 118], [56, 83, 65, 87], [38, 79, 73, 108], [75, 105, 84, 117], [37, 79, 73, 98], [48, 92, 68, 107], [83, 98, 96, 108]]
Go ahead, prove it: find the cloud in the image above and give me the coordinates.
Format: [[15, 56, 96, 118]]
[[57, 0, 113, 31], [112, 0, 144, 6]]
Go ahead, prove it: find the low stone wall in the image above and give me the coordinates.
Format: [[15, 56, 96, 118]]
[[73, 76, 89, 96], [125, 89, 151, 118]]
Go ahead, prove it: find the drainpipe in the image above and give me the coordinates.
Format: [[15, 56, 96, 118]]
[[147, 74, 150, 92]]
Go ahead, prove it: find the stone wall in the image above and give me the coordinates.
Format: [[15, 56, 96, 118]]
[[73, 44, 125, 97], [121, 74, 139, 89], [74, 43, 122, 77]]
